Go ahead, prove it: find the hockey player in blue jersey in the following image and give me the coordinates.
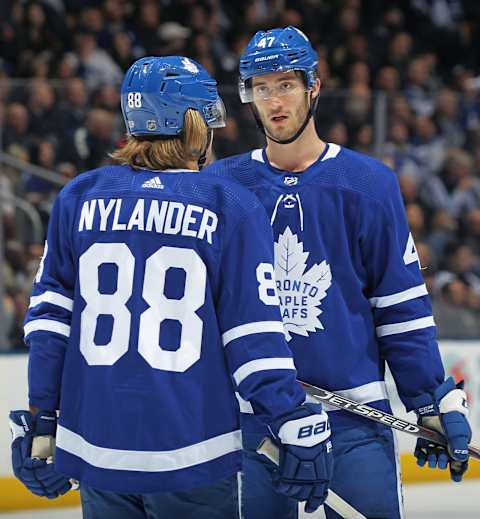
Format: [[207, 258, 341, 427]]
[[9, 56, 334, 518], [204, 27, 473, 518]]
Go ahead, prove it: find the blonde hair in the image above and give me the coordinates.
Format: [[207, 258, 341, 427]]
[[111, 109, 208, 170]]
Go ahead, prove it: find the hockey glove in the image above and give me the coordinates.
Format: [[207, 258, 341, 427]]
[[268, 403, 333, 513], [10, 410, 72, 498], [412, 377, 472, 482]]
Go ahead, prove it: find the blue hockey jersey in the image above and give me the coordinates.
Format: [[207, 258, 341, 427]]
[[204, 143, 445, 431], [24, 165, 305, 493]]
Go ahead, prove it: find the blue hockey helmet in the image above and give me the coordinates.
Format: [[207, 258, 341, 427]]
[[238, 26, 318, 103], [121, 56, 226, 137]]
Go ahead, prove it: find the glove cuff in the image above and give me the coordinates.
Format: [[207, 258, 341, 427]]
[[34, 411, 58, 437], [412, 377, 468, 418], [269, 403, 330, 448]]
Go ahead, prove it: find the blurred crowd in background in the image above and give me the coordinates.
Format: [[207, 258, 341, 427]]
[[1, 0, 480, 349]]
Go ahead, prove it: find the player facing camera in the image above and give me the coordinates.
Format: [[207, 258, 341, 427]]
[[238, 26, 320, 145]]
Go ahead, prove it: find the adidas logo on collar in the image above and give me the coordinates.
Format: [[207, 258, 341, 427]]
[[142, 176, 164, 189]]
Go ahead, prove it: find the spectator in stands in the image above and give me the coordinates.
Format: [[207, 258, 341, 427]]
[[422, 148, 480, 218], [102, 0, 129, 36], [344, 83, 372, 137], [434, 88, 465, 148], [428, 210, 459, 260], [398, 174, 421, 205], [410, 115, 446, 178], [432, 278, 480, 339], [384, 119, 421, 181], [65, 108, 117, 170], [74, 30, 122, 91], [376, 65, 400, 94], [462, 208, 480, 256], [26, 79, 60, 139], [390, 94, 415, 128], [111, 31, 136, 71], [132, 0, 163, 55], [17, 2, 61, 76], [326, 121, 349, 147], [24, 140, 59, 232], [59, 77, 89, 133], [384, 32, 413, 81], [158, 22, 190, 57], [406, 202, 427, 242], [435, 241, 480, 296], [3, 103, 31, 150], [6, 287, 29, 350], [405, 56, 437, 117], [55, 52, 80, 80]]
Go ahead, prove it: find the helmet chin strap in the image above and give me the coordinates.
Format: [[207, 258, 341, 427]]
[[198, 128, 213, 169], [251, 92, 319, 145]]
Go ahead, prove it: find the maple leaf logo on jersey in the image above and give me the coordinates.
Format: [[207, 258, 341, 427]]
[[274, 227, 332, 341]]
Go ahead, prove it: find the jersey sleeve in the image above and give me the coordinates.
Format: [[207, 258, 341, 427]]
[[217, 202, 305, 423], [360, 170, 445, 411], [24, 192, 76, 411]]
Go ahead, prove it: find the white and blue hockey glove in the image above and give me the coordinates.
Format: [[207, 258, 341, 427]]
[[412, 377, 472, 482], [268, 403, 333, 513], [9, 410, 72, 498]]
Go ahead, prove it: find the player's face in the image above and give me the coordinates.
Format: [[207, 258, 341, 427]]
[[252, 71, 311, 141]]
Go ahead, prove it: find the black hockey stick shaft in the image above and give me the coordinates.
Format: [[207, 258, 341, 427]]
[[299, 380, 480, 460]]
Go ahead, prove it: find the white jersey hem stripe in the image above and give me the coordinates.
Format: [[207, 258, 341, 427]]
[[369, 284, 428, 308], [24, 319, 71, 338], [56, 426, 242, 472], [233, 358, 295, 386], [376, 316, 435, 337], [222, 321, 285, 347], [29, 291, 74, 311]]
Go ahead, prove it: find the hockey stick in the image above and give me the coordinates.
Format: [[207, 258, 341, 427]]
[[298, 380, 480, 460], [256, 437, 366, 519]]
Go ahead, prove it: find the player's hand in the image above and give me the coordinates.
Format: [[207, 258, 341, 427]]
[[413, 378, 472, 482], [9, 410, 72, 498], [268, 403, 333, 513]]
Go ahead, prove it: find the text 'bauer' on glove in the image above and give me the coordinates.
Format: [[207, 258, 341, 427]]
[[9, 410, 72, 498], [266, 402, 334, 513], [412, 377, 472, 482]]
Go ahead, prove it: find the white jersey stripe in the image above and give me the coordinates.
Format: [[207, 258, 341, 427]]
[[222, 321, 285, 347], [304, 380, 389, 412], [376, 316, 435, 337], [235, 392, 254, 414], [233, 358, 295, 386], [24, 319, 71, 338], [239, 382, 389, 416], [251, 149, 264, 163], [321, 142, 341, 161], [369, 284, 428, 308], [56, 425, 242, 472], [29, 291, 74, 311]]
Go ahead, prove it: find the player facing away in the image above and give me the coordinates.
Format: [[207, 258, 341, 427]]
[[204, 27, 473, 519], [9, 56, 334, 519]]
